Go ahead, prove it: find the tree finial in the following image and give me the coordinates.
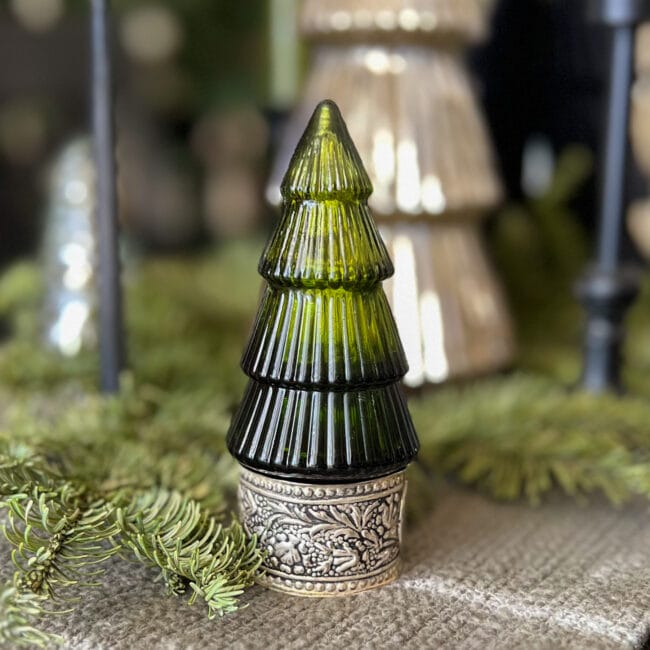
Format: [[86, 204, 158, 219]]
[[281, 100, 373, 201]]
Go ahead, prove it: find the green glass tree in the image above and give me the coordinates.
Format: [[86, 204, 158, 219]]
[[227, 100, 419, 597]]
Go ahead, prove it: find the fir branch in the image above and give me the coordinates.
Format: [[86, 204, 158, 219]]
[[0, 383, 237, 515], [0, 454, 62, 498], [3, 483, 119, 599], [412, 374, 650, 503], [116, 487, 263, 617], [0, 444, 261, 643]]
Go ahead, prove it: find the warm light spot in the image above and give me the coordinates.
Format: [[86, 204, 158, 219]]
[[421, 175, 447, 214], [364, 49, 390, 75], [64, 180, 88, 205], [63, 263, 92, 291], [420, 290, 449, 383], [49, 300, 90, 357], [396, 139, 420, 213], [391, 234, 424, 387], [372, 129, 395, 184], [60, 243, 92, 290], [60, 242, 88, 268], [398, 8, 419, 31], [331, 10, 352, 31]]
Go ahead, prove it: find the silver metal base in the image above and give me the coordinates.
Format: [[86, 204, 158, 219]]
[[238, 466, 407, 597]]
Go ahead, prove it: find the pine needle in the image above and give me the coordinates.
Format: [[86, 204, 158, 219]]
[[116, 487, 262, 617], [411, 374, 650, 504], [0, 584, 61, 648]]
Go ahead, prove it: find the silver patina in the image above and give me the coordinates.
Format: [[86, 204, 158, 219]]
[[239, 467, 407, 596]]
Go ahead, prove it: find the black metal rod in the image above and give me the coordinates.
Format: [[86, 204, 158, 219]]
[[576, 0, 645, 394], [91, 0, 124, 393], [595, 24, 634, 272]]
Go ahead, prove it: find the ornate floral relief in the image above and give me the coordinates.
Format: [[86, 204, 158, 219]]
[[239, 467, 406, 596]]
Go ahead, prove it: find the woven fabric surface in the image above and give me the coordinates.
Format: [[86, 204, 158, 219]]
[[15, 488, 650, 649]]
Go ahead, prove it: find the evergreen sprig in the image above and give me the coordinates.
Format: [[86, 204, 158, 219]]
[[0, 388, 262, 645], [4, 483, 118, 598], [412, 374, 650, 503], [0, 584, 60, 648], [117, 488, 262, 617]]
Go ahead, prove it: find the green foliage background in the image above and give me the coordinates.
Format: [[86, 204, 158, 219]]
[[2, 146, 650, 644]]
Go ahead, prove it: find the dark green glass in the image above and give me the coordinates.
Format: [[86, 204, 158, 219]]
[[242, 285, 407, 387], [227, 100, 419, 482]]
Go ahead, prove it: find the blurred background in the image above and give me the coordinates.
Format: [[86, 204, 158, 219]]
[[1, 0, 645, 264], [0, 0, 271, 259]]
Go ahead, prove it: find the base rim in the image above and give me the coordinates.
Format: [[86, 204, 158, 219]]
[[255, 561, 400, 597]]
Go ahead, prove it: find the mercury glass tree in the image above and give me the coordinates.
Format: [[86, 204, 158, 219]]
[[41, 137, 97, 357], [268, 0, 514, 387], [228, 100, 419, 597]]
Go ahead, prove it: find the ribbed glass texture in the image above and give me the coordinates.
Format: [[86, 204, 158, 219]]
[[227, 100, 419, 481], [259, 199, 393, 289], [242, 285, 407, 387], [228, 380, 418, 481]]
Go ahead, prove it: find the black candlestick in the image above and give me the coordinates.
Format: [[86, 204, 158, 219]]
[[91, 0, 125, 392], [576, 0, 647, 393]]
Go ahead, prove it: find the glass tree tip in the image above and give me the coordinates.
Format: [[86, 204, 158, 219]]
[[311, 99, 346, 135], [281, 100, 373, 201]]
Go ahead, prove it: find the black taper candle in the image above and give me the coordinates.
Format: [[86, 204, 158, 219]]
[[576, 0, 647, 393], [91, 0, 125, 392]]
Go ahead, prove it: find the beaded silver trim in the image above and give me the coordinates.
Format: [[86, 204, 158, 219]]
[[239, 467, 406, 596]]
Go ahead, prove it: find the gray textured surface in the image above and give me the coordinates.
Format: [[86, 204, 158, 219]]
[[31, 489, 650, 649]]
